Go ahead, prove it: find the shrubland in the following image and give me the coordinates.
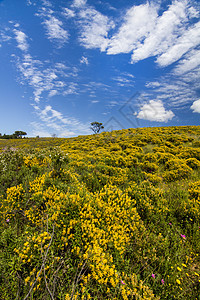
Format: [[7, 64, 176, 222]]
[[0, 126, 199, 299]]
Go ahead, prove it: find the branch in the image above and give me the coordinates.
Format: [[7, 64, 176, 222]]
[[70, 259, 88, 300], [43, 264, 54, 300], [23, 224, 55, 300]]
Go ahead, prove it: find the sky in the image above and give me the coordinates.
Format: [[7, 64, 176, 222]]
[[0, 0, 200, 137]]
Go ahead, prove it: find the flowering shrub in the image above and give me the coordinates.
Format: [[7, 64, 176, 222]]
[[0, 126, 200, 299]]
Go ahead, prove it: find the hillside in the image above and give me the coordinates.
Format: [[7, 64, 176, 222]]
[[0, 126, 200, 299]]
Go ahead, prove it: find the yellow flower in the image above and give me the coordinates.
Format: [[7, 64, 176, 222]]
[[25, 276, 30, 284], [177, 267, 182, 271], [176, 279, 181, 285], [182, 264, 187, 268]]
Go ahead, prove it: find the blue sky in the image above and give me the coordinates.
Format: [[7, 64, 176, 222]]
[[0, 0, 200, 137]]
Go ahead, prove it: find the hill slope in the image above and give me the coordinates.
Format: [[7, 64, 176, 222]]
[[0, 126, 200, 299]]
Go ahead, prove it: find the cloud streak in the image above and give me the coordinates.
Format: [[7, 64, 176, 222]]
[[107, 3, 158, 55], [32, 104, 90, 137], [35, 3, 69, 47], [131, 0, 188, 63], [15, 53, 79, 103], [76, 6, 115, 51], [42, 16, 69, 44], [156, 21, 200, 67], [13, 28, 29, 52]]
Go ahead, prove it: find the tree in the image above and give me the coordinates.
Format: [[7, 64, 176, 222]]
[[13, 131, 27, 138], [90, 122, 104, 134]]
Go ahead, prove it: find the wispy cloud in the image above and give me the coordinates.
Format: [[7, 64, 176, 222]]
[[15, 54, 78, 103], [173, 49, 200, 75], [63, 83, 79, 95], [157, 21, 200, 67], [131, 0, 188, 63], [32, 104, 90, 137], [80, 56, 89, 65], [77, 6, 115, 51], [136, 100, 175, 122], [144, 74, 198, 109], [63, 7, 76, 18], [42, 16, 69, 44], [112, 76, 134, 87], [30, 122, 53, 137], [0, 30, 11, 47], [72, 0, 87, 8], [35, 4, 69, 47], [13, 28, 29, 52], [107, 2, 158, 55]]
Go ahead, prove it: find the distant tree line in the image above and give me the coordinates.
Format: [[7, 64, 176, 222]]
[[0, 131, 27, 139]]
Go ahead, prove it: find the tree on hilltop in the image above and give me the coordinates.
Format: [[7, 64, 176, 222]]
[[90, 122, 104, 134]]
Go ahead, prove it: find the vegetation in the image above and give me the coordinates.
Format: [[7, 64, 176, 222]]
[[0, 126, 200, 299], [90, 122, 104, 134], [0, 130, 27, 139]]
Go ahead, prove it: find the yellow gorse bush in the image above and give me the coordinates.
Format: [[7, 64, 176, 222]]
[[0, 126, 200, 299]]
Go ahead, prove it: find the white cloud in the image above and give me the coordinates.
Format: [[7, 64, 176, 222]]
[[80, 56, 89, 65], [35, 2, 69, 47], [131, 0, 188, 63], [122, 72, 134, 79], [59, 130, 76, 137], [54, 62, 68, 70], [30, 122, 52, 137], [98, 0, 200, 77], [173, 49, 200, 75], [63, 7, 75, 18], [43, 16, 69, 44], [68, 0, 199, 76], [15, 54, 77, 102], [39, 105, 77, 127], [26, 0, 34, 6], [72, 0, 87, 8], [32, 105, 90, 137], [107, 3, 158, 55], [78, 7, 115, 51], [191, 99, 200, 113], [182, 64, 200, 81], [136, 100, 174, 122], [188, 5, 199, 18], [63, 83, 78, 95], [42, 0, 52, 7], [0, 31, 11, 46], [145, 81, 161, 88], [112, 76, 134, 87], [144, 76, 196, 108], [13, 29, 29, 52], [157, 21, 200, 67], [49, 89, 58, 97]]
